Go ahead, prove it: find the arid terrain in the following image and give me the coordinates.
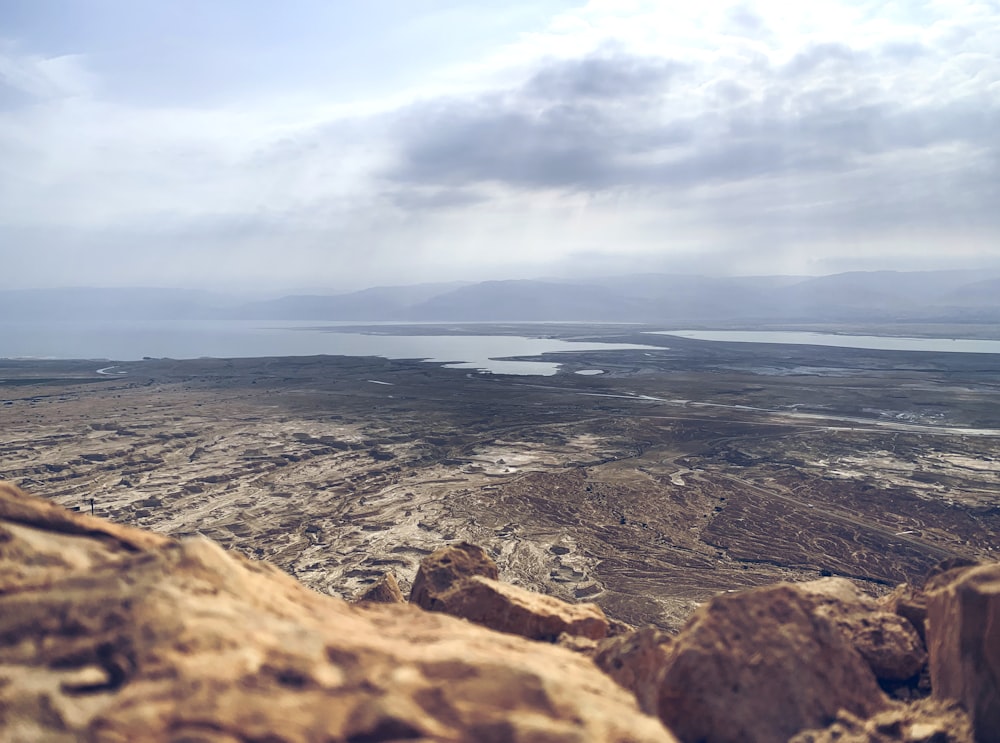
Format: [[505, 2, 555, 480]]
[[2, 325, 998, 630]]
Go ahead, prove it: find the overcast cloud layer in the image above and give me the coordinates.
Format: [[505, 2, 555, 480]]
[[1, 0, 998, 290]]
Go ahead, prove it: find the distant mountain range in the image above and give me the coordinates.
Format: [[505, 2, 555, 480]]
[[5, 270, 1000, 325]]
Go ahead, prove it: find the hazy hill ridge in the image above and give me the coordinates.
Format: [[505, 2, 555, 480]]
[[6, 269, 1000, 324]]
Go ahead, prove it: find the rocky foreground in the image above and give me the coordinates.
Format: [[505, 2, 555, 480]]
[[0, 481, 997, 742]]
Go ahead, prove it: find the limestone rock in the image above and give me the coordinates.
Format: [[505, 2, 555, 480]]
[[923, 558, 982, 592], [791, 698, 973, 743], [0, 480, 169, 556], [409, 541, 499, 609], [798, 578, 926, 682], [409, 542, 608, 642], [555, 632, 600, 654], [926, 563, 1000, 743], [656, 583, 889, 743], [880, 583, 929, 645], [608, 616, 636, 637], [430, 574, 609, 641], [355, 571, 405, 603], [593, 627, 673, 716], [0, 483, 675, 743]]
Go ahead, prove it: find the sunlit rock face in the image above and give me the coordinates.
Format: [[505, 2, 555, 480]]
[[927, 563, 1000, 743], [655, 582, 891, 743]]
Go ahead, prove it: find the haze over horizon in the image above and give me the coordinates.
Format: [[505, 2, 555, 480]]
[[2, 1, 998, 292]]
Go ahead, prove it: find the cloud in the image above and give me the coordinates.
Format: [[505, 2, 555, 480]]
[[388, 52, 693, 190], [384, 49, 998, 209], [1, 0, 999, 289], [386, 187, 489, 211], [0, 44, 95, 100], [380, 5, 1000, 255], [781, 42, 861, 77], [524, 53, 683, 99], [724, 3, 769, 37]]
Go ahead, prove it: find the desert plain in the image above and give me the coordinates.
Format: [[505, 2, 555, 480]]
[[2, 324, 998, 630]]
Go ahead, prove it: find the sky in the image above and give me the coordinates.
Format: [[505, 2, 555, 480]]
[[1, 0, 999, 291]]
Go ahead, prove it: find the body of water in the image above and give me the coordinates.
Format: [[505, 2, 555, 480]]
[[652, 330, 1000, 355], [0, 320, 658, 376]]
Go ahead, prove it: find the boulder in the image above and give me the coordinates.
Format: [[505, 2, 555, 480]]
[[0, 483, 675, 743], [593, 627, 673, 715], [923, 558, 982, 592], [409, 542, 609, 641], [798, 578, 926, 682], [429, 574, 609, 641], [608, 616, 636, 637], [880, 583, 929, 645], [791, 698, 973, 743], [556, 632, 600, 654], [355, 572, 405, 603], [656, 583, 889, 743], [408, 541, 499, 609], [926, 563, 1000, 743]]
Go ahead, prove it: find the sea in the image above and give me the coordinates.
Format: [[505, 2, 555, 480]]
[[4, 322, 999, 377], [652, 330, 1000, 355], [0, 320, 658, 376]]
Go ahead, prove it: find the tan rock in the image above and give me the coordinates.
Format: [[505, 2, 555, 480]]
[[0, 483, 676, 743], [0, 480, 169, 556], [430, 574, 609, 641], [409, 542, 609, 642], [408, 541, 499, 609], [656, 583, 889, 743], [923, 558, 982, 592], [355, 572, 405, 603], [926, 563, 1000, 743], [880, 583, 929, 645], [555, 632, 600, 654], [790, 698, 974, 743], [799, 578, 926, 682], [593, 627, 673, 716], [608, 617, 636, 637]]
